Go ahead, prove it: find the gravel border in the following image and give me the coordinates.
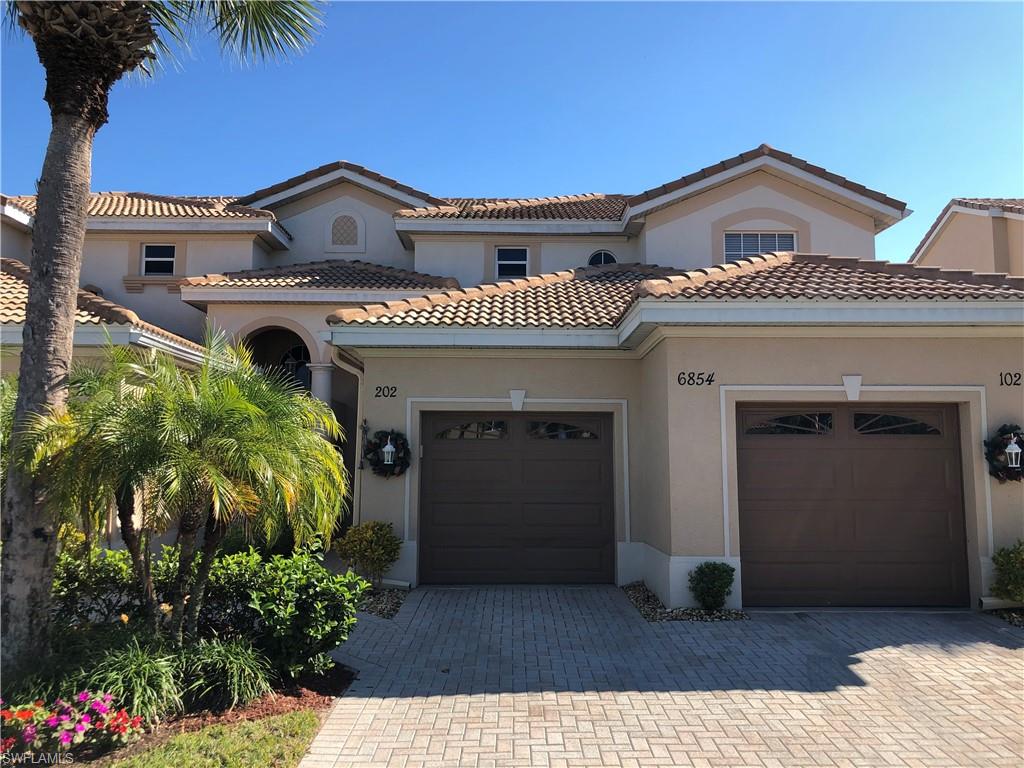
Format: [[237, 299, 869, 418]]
[[359, 587, 408, 619], [988, 608, 1024, 628], [623, 582, 748, 622]]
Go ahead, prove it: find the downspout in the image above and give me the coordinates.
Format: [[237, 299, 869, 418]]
[[331, 348, 365, 526]]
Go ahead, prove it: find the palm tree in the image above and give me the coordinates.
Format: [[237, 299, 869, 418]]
[[1, 1, 323, 667], [22, 333, 348, 646]]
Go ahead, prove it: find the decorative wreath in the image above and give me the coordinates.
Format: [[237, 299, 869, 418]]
[[363, 428, 411, 478], [983, 423, 1023, 483]]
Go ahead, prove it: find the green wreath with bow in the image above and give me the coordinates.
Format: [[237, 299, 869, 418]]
[[363, 428, 411, 478], [983, 423, 1022, 483]]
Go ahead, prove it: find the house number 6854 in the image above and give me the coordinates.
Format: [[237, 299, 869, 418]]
[[677, 371, 716, 386], [374, 385, 397, 398]]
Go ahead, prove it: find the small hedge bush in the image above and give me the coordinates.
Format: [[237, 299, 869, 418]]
[[688, 561, 736, 611], [336, 521, 401, 586], [249, 550, 368, 679], [992, 539, 1024, 603]]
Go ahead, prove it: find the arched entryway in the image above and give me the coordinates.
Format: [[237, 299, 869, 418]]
[[247, 327, 313, 390]]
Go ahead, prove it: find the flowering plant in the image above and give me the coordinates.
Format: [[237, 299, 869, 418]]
[[0, 691, 144, 756]]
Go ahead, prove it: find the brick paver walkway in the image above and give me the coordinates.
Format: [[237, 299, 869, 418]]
[[301, 586, 1024, 768]]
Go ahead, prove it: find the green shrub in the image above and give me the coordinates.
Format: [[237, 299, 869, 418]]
[[83, 637, 183, 724], [688, 561, 736, 611], [182, 638, 274, 712], [336, 521, 401, 586], [992, 539, 1024, 602], [248, 549, 368, 679], [52, 548, 138, 625], [200, 549, 267, 638]]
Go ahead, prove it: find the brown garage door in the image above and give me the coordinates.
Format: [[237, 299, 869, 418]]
[[419, 412, 614, 584], [737, 404, 968, 607]]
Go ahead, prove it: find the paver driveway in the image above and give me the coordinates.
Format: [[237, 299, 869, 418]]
[[301, 586, 1023, 768]]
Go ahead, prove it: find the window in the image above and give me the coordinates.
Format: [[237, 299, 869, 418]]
[[495, 247, 529, 279], [724, 232, 796, 259], [325, 211, 365, 252], [141, 244, 175, 276], [588, 250, 617, 267], [745, 413, 833, 436], [854, 413, 941, 436], [527, 421, 598, 440], [435, 420, 508, 440]]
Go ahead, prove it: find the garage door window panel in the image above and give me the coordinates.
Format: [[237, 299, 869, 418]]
[[743, 412, 833, 436], [435, 420, 508, 440], [854, 412, 941, 436], [527, 421, 599, 440]]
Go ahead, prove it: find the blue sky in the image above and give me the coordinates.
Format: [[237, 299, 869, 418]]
[[2, 2, 1021, 262]]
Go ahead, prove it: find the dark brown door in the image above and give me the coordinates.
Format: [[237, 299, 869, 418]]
[[737, 404, 969, 607], [419, 412, 614, 584]]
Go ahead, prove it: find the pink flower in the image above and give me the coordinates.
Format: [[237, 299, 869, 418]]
[[22, 725, 36, 744], [81, 714, 91, 724], [59, 731, 72, 745], [45, 716, 59, 727], [91, 701, 109, 715], [74, 722, 86, 733], [102, 694, 112, 704], [76, 691, 90, 703]]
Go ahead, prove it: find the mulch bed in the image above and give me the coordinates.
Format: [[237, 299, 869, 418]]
[[360, 587, 408, 619], [989, 609, 1024, 628], [87, 665, 354, 765], [623, 582, 749, 622]]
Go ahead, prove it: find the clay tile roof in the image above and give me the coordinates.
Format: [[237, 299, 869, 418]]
[[637, 252, 1024, 301], [2, 192, 274, 220], [911, 198, 1024, 262], [397, 193, 628, 221], [236, 161, 447, 207], [628, 144, 907, 212], [327, 263, 681, 328], [181, 259, 460, 291], [1, 258, 203, 353], [328, 254, 1024, 330]]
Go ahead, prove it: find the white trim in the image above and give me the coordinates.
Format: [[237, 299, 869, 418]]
[[402, 396, 631, 549], [719, 383, 994, 564], [627, 155, 907, 225], [86, 218, 291, 248], [327, 300, 1024, 350], [247, 167, 436, 210], [1, 323, 203, 365], [1, 203, 33, 230], [910, 204, 1024, 263], [183, 287, 434, 305]]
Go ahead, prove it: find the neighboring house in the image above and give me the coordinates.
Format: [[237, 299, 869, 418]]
[[2, 145, 1022, 610], [911, 198, 1024, 275], [0, 257, 204, 374]]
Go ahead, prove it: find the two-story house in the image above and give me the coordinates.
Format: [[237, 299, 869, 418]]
[[3, 144, 1022, 611]]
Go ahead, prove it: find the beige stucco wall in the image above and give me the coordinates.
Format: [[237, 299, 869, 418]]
[[273, 183, 414, 270], [917, 211, 1024, 276], [1, 221, 32, 262], [352, 328, 1024, 608], [642, 171, 878, 267]]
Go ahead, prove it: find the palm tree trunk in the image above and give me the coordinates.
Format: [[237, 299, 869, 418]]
[[115, 484, 158, 630], [1, 110, 96, 670], [183, 513, 228, 640], [169, 501, 209, 646]]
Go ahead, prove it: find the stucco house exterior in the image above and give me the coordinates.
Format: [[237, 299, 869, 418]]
[[911, 198, 1024, 275], [2, 144, 1022, 610]]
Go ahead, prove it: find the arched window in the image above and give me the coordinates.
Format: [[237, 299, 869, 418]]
[[588, 250, 616, 266], [325, 210, 365, 253]]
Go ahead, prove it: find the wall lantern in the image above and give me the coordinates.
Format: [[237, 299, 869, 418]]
[[1006, 434, 1022, 469], [382, 436, 397, 466]]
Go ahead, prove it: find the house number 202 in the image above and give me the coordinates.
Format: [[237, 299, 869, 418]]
[[374, 385, 397, 398]]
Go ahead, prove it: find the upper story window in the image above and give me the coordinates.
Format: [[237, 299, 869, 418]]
[[724, 232, 796, 260], [142, 244, 176, 276], [495, 247, 529, 279], [325, 210, 365, 253], [588, 250, 617, 266]]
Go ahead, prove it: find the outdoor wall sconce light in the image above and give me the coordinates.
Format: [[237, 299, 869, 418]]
[[1006, 434, 1022, 469], [382, 436, 397, 466]]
